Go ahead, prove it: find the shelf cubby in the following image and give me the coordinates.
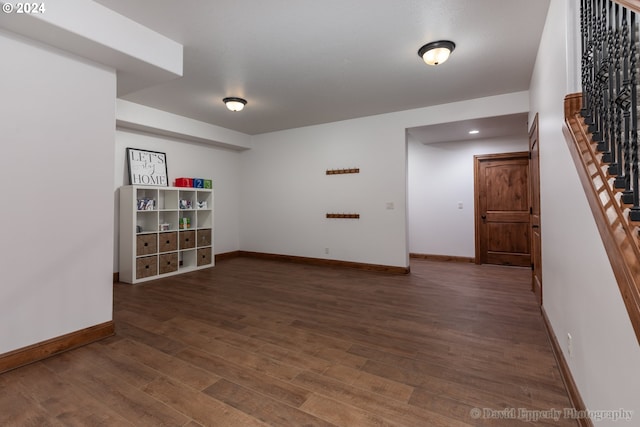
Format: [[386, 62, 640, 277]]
[[136, 211, 158, 234], [159, 210, 179, 231], [196, 210, 212, 229], [180, 249, 197, 270], [158, 189, 179, 210]]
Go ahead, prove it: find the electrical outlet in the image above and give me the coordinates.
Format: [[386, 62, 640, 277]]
[[567, 333, 573, 357], [324, 248, 329, 255]]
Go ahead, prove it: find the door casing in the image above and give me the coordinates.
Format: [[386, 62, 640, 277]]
[[529, 114, 542, 304]]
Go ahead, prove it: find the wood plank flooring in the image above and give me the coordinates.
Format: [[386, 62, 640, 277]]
[[0, 258, 577, 426]]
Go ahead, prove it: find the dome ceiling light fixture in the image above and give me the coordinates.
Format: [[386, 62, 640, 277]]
[[417, 40, 456, 66], [223, 97, 247, 112]]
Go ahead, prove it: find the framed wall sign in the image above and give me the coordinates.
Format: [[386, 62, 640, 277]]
[[126, 148, 168, 187]]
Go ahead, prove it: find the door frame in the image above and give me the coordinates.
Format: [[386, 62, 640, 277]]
[[529, 114, 542, 305], [473, 151, 530, 265]]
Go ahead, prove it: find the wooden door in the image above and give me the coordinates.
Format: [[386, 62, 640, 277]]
[[475, 152, 531, 267], [529, 115, 542, 304]]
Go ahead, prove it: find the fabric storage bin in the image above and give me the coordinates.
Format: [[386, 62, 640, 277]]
[[136, 234, 157, 256], [159, 231, 178, 252], [158, 252, 179, 274], [179, 230, 196, 249], [197, 247, 212, 266], [136, 255, 157, 279], [197, 229, 212, 247]]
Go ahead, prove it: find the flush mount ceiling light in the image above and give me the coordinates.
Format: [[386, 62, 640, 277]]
[[417, 40, 456, 66], [469, 129, 480, 134], [223, 97, 247, 112]]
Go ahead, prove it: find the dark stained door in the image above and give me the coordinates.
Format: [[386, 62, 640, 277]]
[[475, 152, 531, 267], [529, 115, 542, 304]]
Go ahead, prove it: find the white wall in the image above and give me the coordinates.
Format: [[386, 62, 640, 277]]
[[241, 92, 530, 269], [530, 0, 640, 422], [240, 117, 408, 267], [0, 30, 115, 353], [114, 129, 242, 272], [408, 136, 528, 258]]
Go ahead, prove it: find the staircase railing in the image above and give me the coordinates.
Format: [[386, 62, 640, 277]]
[[571, 0, 640, 345], [581, 0, 640, 221]]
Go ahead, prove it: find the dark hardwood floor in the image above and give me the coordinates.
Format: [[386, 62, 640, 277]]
[[0, 258, 577, 426]]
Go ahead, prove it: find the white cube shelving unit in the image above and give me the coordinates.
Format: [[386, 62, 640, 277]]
[[119, 185, 214, 284]]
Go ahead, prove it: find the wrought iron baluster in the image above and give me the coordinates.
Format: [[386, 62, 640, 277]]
[[602, 2, 615, 161], [600, 1, 615, 157], [611, 3, 624, 177], [586, 0, 599, 126], [582, 0, 594, 119], [617, 7, 632, 191], [629, 11, 640, 221], [594, 1, 602, 136]]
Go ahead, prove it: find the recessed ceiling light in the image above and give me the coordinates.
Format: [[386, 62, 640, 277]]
[[469, 130, 480, 134]]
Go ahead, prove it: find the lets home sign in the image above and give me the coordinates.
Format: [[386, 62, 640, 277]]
[[126, 148, 168, 186]]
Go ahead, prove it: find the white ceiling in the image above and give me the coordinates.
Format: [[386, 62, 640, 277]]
[[94, 0, 550, 137], [407, 112, 530, 145]]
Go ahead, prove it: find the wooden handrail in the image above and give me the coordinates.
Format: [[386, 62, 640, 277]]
[[615, 0, 640, 13]]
